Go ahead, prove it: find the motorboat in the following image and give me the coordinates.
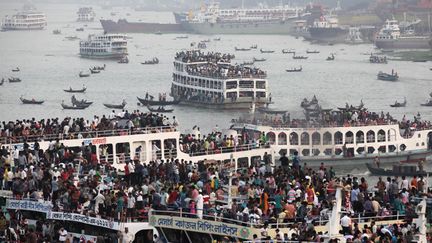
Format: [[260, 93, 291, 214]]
[[8, 77, 21, 82], [366, 163, 429, 177], [286, 66, 302, 72], [141, 57, 159, 65]]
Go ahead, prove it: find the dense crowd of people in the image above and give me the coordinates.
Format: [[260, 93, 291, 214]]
[[239, 103, 432, 134], [1, 110, 432, 242], [175, 50, 234, 64], [0, 132, 431, 242], [186, 62, 266, 79], [178, 127, 266, 156], [175, 50, 266, 79], [0, 110, 176, 144]]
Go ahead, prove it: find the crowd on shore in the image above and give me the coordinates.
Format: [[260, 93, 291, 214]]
[[0, 130, 431, 242], [0, 110, 176, 144]]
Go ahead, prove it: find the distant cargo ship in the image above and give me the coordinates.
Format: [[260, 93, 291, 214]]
[[307, 15, 348, 43], [100, 19, 186, 34], [180, 2, 304, 35], [374, 19, 432, 50]]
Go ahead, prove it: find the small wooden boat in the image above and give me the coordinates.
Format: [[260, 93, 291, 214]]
[[20, 96, 44, 105], [53, 29, 61, 35], [253, 57, 266, 62], [306, 50, 320, 54], [412, 59, 427, 62], [137, 97, 180, 106], [420, 100, 432, 106], [118, 56, 129, 64], [147, 105, 174, 113], [79, 71, 90, 78], [250, 44, 257, 49], [61, 101, 89, 110], [8, 77, 21, 82], [377, 71, 398, 81], [300, 95, 318, 108], [71, 95, 93, 106], [141, 57, 159, 65], [201, 39, 211, 43], [92, 64, 106, 71], [260, 49, 275, 53], [89, 68, 100, 74], [213, 37, 221, 41], [293, 55, 308, 60], [286, 66, 302, 72], [64, 86, 86, 93], [366, 163, 429, 177], [76, 27, 84, 31], [326, 54, 335, 61], [390, 97, 406, 107], [12, 67, 20, 72], [65, 36, 79, 41], [235, 47, 251, 51], [0, 78, 4, 85], [176, 35, 188, 39], [103, 100, 127, 109], [282, 49, 295, 54], [155, 31, 162, 35]]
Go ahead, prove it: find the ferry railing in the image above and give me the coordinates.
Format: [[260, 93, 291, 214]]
[[0, 125, 176, 145], [149, 209, 407, 229], [183, 143, 271, 157]]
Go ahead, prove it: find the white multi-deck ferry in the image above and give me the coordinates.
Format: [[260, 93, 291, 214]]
[[1, 8, 47, 31], [79, 33, 128, 59], [171, 50, 271, 109], [231, 108, 432, 167], [77, 7, 96, 22], [180, 1, 304, 34]]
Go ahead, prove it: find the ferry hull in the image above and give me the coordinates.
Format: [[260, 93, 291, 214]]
[[100, 19, 187, 34], [79, 53, 127, 59], [176, 99, 268, 109], [1, 25, 45, 31], [300, 150, 431, 168], [182, 21, 296, 35], [307, 27, 349, 43], [374, 37, 432, 50]]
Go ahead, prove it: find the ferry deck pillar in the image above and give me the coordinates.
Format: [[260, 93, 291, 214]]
[[327, 186, 345, 242], [414, 196, 428, 243]]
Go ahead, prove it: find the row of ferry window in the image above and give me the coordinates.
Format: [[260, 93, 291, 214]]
[[284, 144, 408, 157], [174, 85, 266, 98], [173, 74, 223, 89], [265, 130, 397, 146], [80, 48, 108, 53]]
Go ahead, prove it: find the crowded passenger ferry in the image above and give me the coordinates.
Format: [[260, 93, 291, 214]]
[[0, 109, 432, 242], [171, 50, 271, 109], [231, 102, 432, 167]]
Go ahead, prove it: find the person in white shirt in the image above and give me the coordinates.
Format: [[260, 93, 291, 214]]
[[340, 214, 352, 235], [122, 227, 134, 243], [58, 227, 68, 242]]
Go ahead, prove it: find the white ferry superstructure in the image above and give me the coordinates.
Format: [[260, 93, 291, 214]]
[[1, 10, 47, 31], [79, 33, 128, 59], [3, 125, 272, 172], [77, 7, 96, 22], [231, 121, 432, 166], [171, 53, 271, 109]]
